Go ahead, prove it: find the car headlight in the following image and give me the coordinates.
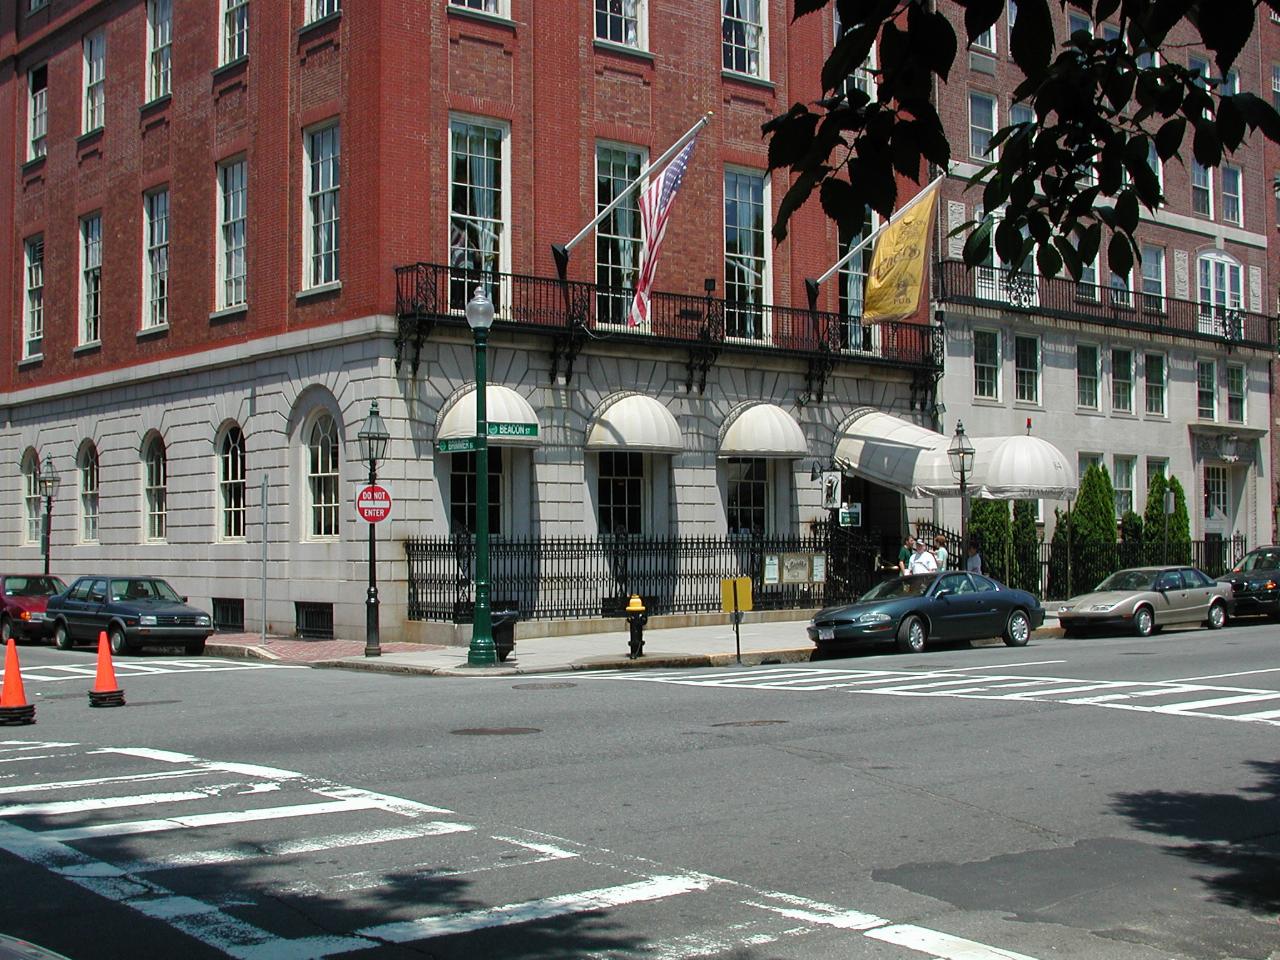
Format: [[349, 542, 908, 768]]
[[807, 619, 816, 629], [1088, 603, 1117, 612], [139, 615, 157, 626], [855, 612, 891, 624], [25, 612, 43, 622], [197, 615, 212, 627], [1057, 605, 1073, 614]]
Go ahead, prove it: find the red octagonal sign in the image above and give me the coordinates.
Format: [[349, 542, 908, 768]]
[[356, 484, 392, 523]]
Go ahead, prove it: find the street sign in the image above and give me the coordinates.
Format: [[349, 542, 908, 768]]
[[487, 421, 538, 439], [839, 502, 863, 527], [437, 436, 481, 453], [720, 576, 753, 613], [356, 484, 392, 523]]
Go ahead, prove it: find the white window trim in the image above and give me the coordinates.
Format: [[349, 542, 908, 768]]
[[722, 0, 768, 79], [973, 25, 996, 54], [972, 327, 1002, 401], [23, 236, 43, 360], [447, 113, 512, 313], [218, 426, 247, 542], [1191, 159, 1214, 219], [449, 0, 509, 17], [1221, 164, 1243, 225], [303, 121, 341, 290], [82, 29, 105, 134], [305, 412, 341, 541], [722, 165, 773, 344], [1113, 455, 1136, 518], [594, 140, 647, 327], [1013, 333, 1040, 404], [1110, 347, 1134, 414], [221, 0, 249, 65], [146, 0, 172, 101], [1140, 244, 1165, 314], [1196, 358, 1218, 421], [1144, 352, 1167, 417], [79, 213, 102, 346], [28, 65, 47, 161], [1226, 363, 1247, 424], [968, 91, 998, 160], [143, 188, 169, 330], [216, 156, 248, 310], [595, 0, 646, 50], [143, 436, 167, 542], [307, 0, 341, 23], [22, 452, 41, 546], [79, 445, 100, 544], [1076, 342, 1101, 410]]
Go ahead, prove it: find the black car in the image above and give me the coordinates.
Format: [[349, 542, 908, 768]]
[[45, 576, 213, 655], [1216, 546, 1280, 619], [808, 571, 1045, 654]]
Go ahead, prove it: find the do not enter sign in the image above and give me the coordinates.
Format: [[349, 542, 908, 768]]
[[356, 484, 392, 523]]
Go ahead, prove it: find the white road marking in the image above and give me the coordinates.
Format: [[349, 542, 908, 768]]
[[1151, 692, 1280, 713], [1167, 667, 1280, 682], [0, 768, 210, 795], [0, 789, 217, 817], [867, 923, 1042, 959], [0, 741, 77, 752], [4, 659, 306, 683], [963, 660, 1067, 669]]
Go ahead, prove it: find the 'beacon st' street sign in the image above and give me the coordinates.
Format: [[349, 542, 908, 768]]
[[487, 421, 538, 439]]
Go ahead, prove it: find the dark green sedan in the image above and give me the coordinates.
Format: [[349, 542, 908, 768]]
[[45, 576, 213, 655], [808, 572, 1045, 654]]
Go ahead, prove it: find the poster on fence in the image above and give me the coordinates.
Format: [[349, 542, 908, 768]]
[[763, 555, 780, 585]]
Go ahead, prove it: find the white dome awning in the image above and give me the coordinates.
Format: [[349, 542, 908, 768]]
[[975, 434, 1077, 500], [720, 403, 808, 459], [586, 394, 683, 454], [437, 385, 541, 448]]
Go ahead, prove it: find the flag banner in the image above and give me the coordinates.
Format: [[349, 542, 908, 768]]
[[862, 180, 941, 324], [629, 137, 698, 327]]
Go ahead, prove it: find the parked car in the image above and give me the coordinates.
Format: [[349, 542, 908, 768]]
[[808, 571, 1045, 654], [1056, 566, 1231, 637], [0, 575, 68, 643], [1216, 546, 1280, 619], [45, 576, 213, 655]]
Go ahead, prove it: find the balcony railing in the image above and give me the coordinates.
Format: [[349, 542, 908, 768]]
[[935, 259, 1277, 352], [394, 261, 938, 368]]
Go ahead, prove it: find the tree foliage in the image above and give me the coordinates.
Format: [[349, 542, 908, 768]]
[[1141, 469, 1169, 562], [765, 0, 1280, 279], [969, 498, 1012, 582], [1167, 474, 1192, 563], [1071, 464, 1119, 591], [1011, 499, 1042, 594]]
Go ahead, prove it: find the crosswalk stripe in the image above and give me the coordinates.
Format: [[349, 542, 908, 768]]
[[1151, 692, 1280, 712], [0, 768, 210, 796], [0, 789, 217, 817], [866, 923, 1042, 959]]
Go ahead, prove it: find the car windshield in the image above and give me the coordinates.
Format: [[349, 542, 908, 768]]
[[860, 576, 935, 601], [109, 579, 182, 603], [1233, 550, 1280, 573], [1095, 569, 1157, 592], [3, 576, 67, 598]]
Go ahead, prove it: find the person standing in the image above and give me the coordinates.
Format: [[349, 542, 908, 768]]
[[897, 535, 916, 573], [908, 539, 938, 574], [933, 535, 949, 570], [966, 542, 983, 574]]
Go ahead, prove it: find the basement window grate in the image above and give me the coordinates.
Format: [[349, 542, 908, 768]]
[[212, 597, 245, 633], [295, 602, 334, 640]]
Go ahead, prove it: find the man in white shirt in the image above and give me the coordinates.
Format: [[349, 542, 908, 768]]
[[908, 539, 938, 574]]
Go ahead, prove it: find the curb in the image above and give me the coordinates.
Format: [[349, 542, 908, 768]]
[[205, 643, 283, 661]]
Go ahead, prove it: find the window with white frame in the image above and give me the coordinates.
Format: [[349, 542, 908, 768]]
[[1140, 245, 1164, 313], [449, 449, 503, 535], [1109, 270, 1132, 308], [1146, 457, 1167, 490], [308, 0, 340, 22], [1111, 347, 1133, 413], [1227, 364, 1246, 423], [24, 237, 43, 359], [1114, 455, 1135, 517], [449, 116, 508, 311], [450, 0, 503, 13], [219, 426, 246, 540], [969, 92, 997, 158], [28, 0, 49, 11], [973, 208, 1038, 306], [1078, 452, 1102, 476], [79, 445, 99, 543], [217, 158, 247, 309], [1197, 252, 1242, 336], [726, 458, 769, 535], [1068, 11, 1092, 36], [596, 143, 643, 325], [83, 30, 105, 133], [222, 0, 248, 64], [144, 189, 169, 329], [596, 0, 643, 48], [1196, 359, 1217, 420], [1221, 165, 1242, 225], [1191, 160, 1213, 217], [1076, 344, 1100, 408], [973, 26, 995, 52], [1010, 102, 1034, 127], [1014, 334, 1039, 403], [1145, 141, 1163, 196], [80, 214, 102, 345], [973, 329, 1000, 400], [833, 7, 875, 96], [1273, 65, 1280, 109], [308, 415, 340, 538], [144, 436, 167, 541], [1204, 464, 1228, 519], [724, 168, 768, 341], [147, 0, 172, 101], [1144, 352, 1166, 416], [1222, 69, 1239, 94], [1189, 55, 1210, 86], [22, 452, 40, 546], [837, 206, 878, 350], [722, 0, 765, 78], [1007, 0, 1018, 42], [599, 451, 645, 536], [305, 123, 340, 288], [1077, 256, 1099, 302], [28, 65, 46, 160]]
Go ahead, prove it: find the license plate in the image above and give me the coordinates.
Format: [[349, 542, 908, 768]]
[[818, 627, 835, 641]]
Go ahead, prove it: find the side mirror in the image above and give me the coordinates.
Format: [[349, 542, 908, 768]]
[[181, 596, 189, 603]]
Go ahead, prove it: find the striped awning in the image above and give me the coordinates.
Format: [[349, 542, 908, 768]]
[[437, 385, 541, 448], [586, 394, 683, 454], [719, 403, 809, 459]]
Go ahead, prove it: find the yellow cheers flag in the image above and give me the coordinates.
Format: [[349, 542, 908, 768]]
[[862, 180, 941, 324]]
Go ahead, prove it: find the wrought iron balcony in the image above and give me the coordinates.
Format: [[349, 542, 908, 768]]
[[935, 259, 1277, 353]]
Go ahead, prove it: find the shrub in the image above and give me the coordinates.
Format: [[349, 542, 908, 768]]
[[1011, 500, 1041, 595], [969, 499, 1012, 583]]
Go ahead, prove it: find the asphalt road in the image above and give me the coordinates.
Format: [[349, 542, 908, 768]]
[[0, 620, 1276, 960]]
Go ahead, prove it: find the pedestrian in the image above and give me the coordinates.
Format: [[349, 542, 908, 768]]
[[897, 535, 916, 574], [966, 542, 982, 574], [933, 535, 949, 570], [908, 539, 938, 574]]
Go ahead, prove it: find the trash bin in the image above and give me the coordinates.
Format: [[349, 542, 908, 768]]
[[491, 603, 520, 663]]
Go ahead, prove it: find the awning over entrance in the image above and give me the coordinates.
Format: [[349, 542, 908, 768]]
[[437, 385, 542, 448], [977, 435, 1077, 499], [586, 394, 683, 453], [719, 403, 808, 459]]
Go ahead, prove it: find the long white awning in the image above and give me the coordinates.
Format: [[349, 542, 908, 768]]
[[720, 403, 809, 459], [586, 394, 683, 453], [437, 385, 541, 448]]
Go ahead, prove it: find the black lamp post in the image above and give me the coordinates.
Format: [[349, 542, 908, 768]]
[[39, 454, 59, 577], [357, 400, 390, 658], [465, 286, 497, 667], [948, 421, 975, 558]]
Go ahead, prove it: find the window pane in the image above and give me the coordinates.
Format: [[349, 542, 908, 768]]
[[598, 451, 644, 536]]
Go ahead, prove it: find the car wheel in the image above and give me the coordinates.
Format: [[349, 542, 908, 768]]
[[108, 626, 131, 657], [1003, 609, 1031, 646], [0, 617, 11, 644], [896, 615, 927, 654], [53, 622, 73, 651], [185, 639, 206, 656], [1206, 601, 1227, 630], [1133, 606, 1154, 637]]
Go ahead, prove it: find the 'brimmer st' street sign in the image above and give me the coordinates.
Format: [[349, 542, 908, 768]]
[[437, 436, 481, 453], [487, 421, 538, 439]]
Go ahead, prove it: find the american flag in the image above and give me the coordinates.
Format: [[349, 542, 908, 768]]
[[628, 137, 698, 327]]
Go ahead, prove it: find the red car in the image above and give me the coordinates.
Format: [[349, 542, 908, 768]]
[[0, 575, 68, 643]]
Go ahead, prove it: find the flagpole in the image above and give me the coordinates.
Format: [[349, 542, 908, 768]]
[[552, 111, 713, 280]]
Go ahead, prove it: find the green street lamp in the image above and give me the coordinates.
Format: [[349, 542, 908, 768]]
[[948, 420, 975, 561], [465, 286, 497, 667], [357, 400, 390, 658], [39, 454, 59, 577]]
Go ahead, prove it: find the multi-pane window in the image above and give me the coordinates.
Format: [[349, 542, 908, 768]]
[[1197, 253, 1243, 336], [24, 237, 43, 359], [969, 92, 997, 158], [1109, 271, 1132, 308], [722, 0, 765, 77], [83, 30, 105, 133], [222, 0, 249, 64], [1111, 347, 1133, 413], [596, 0, 642, 47], [1222, 69, 1240, 95], [449, 117, 507, 310], [1078, 453, 1102, 476], [1140, 245, 1164, 313], [144, 437, 167, 541], [973, 329, 1000, 400], [23, 453, 40, 545], [449, 449, 502, 536], [305, 124, 340, 288], [1191, 160, 1213, 217], [80, 445, 99, 543], [1273, 64, 1280, 109], [450, 0, 502, 12], [1014, 335, 1039, 403], [972, 26, 995, 52], [1114, 456, 1135, 517], [1144, 353, 1166, 416], [598, 452, 644, 536], [1189, 55, 1210, 86], [726, 458, 768, 535], [147, 0, 172, 101], [1221, 165, 1242, 225], [308, 415, 340, 538], [595, 144, 643, 325], [1146, 457, 1167, 491], [1204, 464, 1228, 519], [837, 207, 877, 350], [1227, 365, 1246, 423], [1010, 103, 1034, 127], [218, 159, 247, 309], [220, 427, 246, 540], [1145, 141, 1163, 195], [724, 168, 767, 340], [1196, 360, 1217, 420], [833, 7, 875, 96], [80, 214, 102, 345], [144, 190, 169, 329], [1077, 257, 1099, 301], [28, 65, 47, 160], [1068, 12, 1092, 35], [308, 0, 340, 21], [1076, 344, 1099, 408]]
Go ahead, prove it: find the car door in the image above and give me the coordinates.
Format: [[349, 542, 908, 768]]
[[968, 574, 1010, 636], [929, 573, 983, 640], [1153, 569, 1191, 623], [80, 578, 110, 640], [57, 579, 90, 638], [1180, 568, 1216, 622]]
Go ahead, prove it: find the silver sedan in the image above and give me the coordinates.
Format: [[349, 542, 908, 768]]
[[1056, 566, 1232, 637]]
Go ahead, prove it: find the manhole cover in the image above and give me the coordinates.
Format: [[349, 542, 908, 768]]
[[450, 727, 542, 736], [710, 720, 788, 728], [512, 682, 577, 690]]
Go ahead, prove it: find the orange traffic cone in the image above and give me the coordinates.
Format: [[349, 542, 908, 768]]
[[0, 639, 35, 724], [89, 632, 125, 708]]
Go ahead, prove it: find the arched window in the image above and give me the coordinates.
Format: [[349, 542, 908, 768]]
[[22, 450, 40, 545], [219, 426, 246, 540], [1197, 251, 1243, 337], [144, 436, 167, 541], [79, 443, 99, 543], [308, 415, 339, 537]]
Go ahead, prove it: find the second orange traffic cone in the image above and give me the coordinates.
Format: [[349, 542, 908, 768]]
[[88, 632, 125, 708], [0, 638, 35, 724]]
